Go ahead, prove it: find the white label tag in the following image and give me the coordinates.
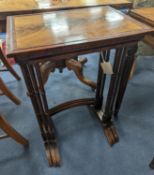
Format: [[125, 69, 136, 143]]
[[101, 61, 113, 75], [0, 39, 2, 49]]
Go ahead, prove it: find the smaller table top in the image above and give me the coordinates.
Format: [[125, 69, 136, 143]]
[[6, 6, 153, 61], [0, 0, 132, 17], [130, 7, 154, 27]]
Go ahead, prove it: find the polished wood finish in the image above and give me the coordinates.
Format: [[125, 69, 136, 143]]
[[6, 6, 153, 166], [130, 7, 154, 49], [0, 0, 132, 32], [0, 114, 29, 146], [130, 7, 154, 27], [7, 7, 152, 58], [0, 0, 133, 89], [0, 0, 132, 17]]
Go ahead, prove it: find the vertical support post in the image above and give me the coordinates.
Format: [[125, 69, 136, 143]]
[[114, 44, 138, 118], [19, 62, 60, 166]]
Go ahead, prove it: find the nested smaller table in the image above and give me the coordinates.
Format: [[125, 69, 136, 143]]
[[6, 6, 153, 166], [130, 7, 154, 48], [129, 7, 154, 170], [112, 7, 154, 118], [0, 0, 132, 32], [0, 0, 133, 92]]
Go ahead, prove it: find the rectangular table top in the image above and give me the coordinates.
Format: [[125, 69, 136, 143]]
[[130, 7, 154, 27], [0, 0, 132, 17], [6, 6, 153, 61]]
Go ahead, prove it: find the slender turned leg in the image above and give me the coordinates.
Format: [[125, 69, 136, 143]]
[[95, 53, 104, 110], [0, 114, 29, 146], [101, 48, 126, 145], [20, 63, 60, 166], [0, 77, 21, 105], [114, 44, 138, 118], [149, 157, 154, 169], [0, 49, 21, 80], [95, 50, 110, 110], [66, 59, 97, 90]]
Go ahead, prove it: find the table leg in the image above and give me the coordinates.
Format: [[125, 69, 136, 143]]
[[114, 44, 138, 118], [95, 52, 105, 110], [20, 63, 60, 166], [96, 50, 111, 109], [149, 157, 154, 169], [101, 47, 127, 145]]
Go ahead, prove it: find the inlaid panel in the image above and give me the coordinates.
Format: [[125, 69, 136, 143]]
[[0, 0, 132, 15], [130, 7, 154, 27], [6, 6, 153, 59]]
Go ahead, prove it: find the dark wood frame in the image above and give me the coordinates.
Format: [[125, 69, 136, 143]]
[[6, 7, 153, 166], [9, 42, 138, 166]]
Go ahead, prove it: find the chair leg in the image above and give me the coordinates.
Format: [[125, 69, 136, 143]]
[[0, 114, 29, 146], [0, 77, 21, 105], [149, 157, 154, 169], [0, 49, 21, 80]]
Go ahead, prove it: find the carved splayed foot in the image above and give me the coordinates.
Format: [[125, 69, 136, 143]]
[[45, 140, 60, 166], [102, 121, 119, 146]]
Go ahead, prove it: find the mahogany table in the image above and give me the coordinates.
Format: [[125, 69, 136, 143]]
[[114, 7, 154, 118], [130, 7, 154, 48], [129, 7, 154, 170], [0, 0, 133, 91], [6, 6, 153, 166], [0, 0, 132, 32]]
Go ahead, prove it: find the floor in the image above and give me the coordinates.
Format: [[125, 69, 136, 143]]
[[0, 53, 154, 175]]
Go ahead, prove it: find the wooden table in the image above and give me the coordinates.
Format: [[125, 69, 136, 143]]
[[0, 0, 133, 92], [113, 7, 154, 118], [130, 7, 154, 48], [0, 0, 132, 32], [6, 6, 152, 166], [129, 7, 154, 170]]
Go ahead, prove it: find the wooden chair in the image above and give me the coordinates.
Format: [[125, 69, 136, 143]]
[[129, 0, 154, 79], [0, 76, 28, 146], [0, 38, 28, 146], [0, 41, 20, 81], [0, 78, 28, 146], [0, 113, 29, 146], [0, 77, 21, 105], [0, 36, 21, 103]]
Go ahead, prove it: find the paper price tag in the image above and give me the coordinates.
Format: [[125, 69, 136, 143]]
[[0, 39, 2, 49], [101, 61, 113, 75]]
